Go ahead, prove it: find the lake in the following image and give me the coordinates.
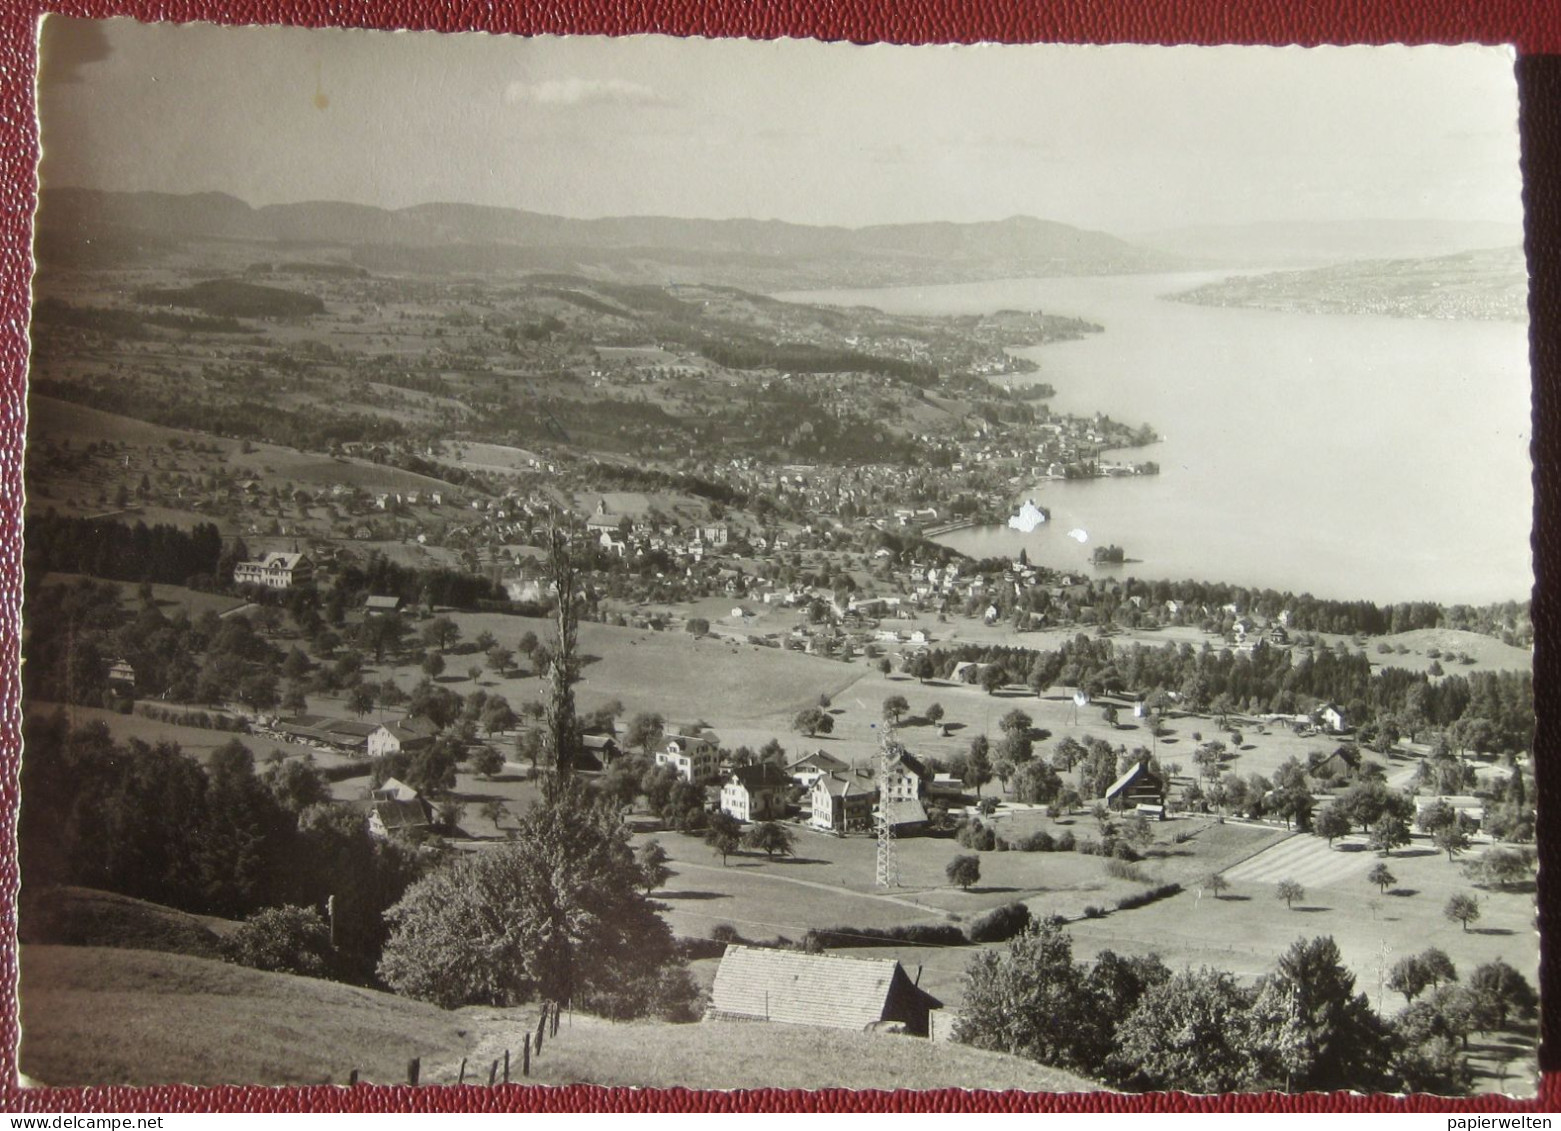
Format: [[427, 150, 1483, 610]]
[[779, 273, 1532, 606]]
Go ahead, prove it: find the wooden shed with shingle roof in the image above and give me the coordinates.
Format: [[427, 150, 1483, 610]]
[[707, 944, 942, 1037]]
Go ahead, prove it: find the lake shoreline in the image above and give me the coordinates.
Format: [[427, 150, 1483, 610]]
[[785, 271, 1531, 607]]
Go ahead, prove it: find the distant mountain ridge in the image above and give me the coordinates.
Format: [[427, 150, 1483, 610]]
[[34, 187, 1179, 288]]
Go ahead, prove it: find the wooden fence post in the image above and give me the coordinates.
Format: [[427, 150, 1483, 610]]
[[458, 1058, 467, 1085], [347, 1069, 359, 1086], [407, 1057, 420, 1086], [523, 1033, 531, 1077], [488, 1060, 498, 1086], [504, 1048, 510, 1084]]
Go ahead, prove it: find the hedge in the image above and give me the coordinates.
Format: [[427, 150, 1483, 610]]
[[1115, 882, 1183, 911], [803, 923, 968, 950], [965, 901, 1032, 944]]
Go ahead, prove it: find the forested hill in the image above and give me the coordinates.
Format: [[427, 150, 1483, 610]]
[[35, 188, 1180, 288]]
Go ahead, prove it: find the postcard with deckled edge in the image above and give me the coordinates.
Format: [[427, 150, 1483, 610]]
[[13, 19, 1538, 1097]]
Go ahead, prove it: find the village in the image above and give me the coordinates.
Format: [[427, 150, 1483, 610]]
[[18, 483, 1539, 1090], [14, 184, 1537, 1098]]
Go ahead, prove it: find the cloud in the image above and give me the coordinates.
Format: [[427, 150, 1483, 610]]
[[504, 78, 672, 108]]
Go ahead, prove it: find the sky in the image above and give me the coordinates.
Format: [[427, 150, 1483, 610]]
[[34, 19, 1525, 234]]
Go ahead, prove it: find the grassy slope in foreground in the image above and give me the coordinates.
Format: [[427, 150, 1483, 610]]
[[19, 946, 479, 1088], [19, 946, 1097, 1092], [510, 1013, 1100, 1092]]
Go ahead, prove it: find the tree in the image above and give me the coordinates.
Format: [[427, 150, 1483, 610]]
[[742, 821, 795, 858], [1102, 705, 1119, 729], [1313, 802, 1353, 847], [705, 811, 742, 865], [1203, 872, 1229, 901], [1393, 992, 1475, 1095], [542, 528, 583, 778], [1443, 893, 1481, 933], [685, 617, 710, 636], [1267, 935, 1394, 1092], [1276, 879, 1305, 910], [1432, 820, 1473, 863], [486, 645, 514, 673], [378, 780, 683, 1014], [965, 735, 993, 797], [997, 730, 1034, 767], [408, 679, 461, 730], [221, 905, 334, 978], [925, 702, 945, 728], [1388, 955, 1434, 1005], [346, 682, 376, 719], [793, 706, 833, 737], [261, 757, 327, 815], [1011, 760, 1062, 806], [881, 695, 910, 725], [757, 737, 787, 767], [947, 854, 981, 890], [1193, 740, 1226, 781], [636, 840, 672, 894], [237, 671, 280, 714], [1466, 960, 1538, 1030], [1367, 862, 1397, 895], [1052, 736, 1085, 773], [980, 665, 1006, 696], [1416, 799, 1458, 835], [281, 681, 309, 716], [470, 745, 505, 779], [480, 697, 517, 736], [1464, 847, 1534, 891], [1369, 814, 1411, 857], [421, 651, 446, 680], [625, 712, 665, 756], [952, 915, 1106, 1073], [1419, 949, 1458, 990], [421, 615, 461, 653], [1112, 967, 1260, 1093], [999, 708, 1032, 738]]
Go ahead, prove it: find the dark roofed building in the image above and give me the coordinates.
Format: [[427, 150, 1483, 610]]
[[786, 749, 849, 788], [1105, 761, 1166, 816], [708, 945, 943, 1037], [365, 798, 433, 840], [720, 762, 790, 822], [369, 721, 436, 759], [580, 733, 621, 770]]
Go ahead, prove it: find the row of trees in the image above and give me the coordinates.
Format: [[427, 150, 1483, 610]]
[[916, 633, 1532, 758], [956, 920, 1534, 1094]]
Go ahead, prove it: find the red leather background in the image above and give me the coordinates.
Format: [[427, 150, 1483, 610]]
[[0, 0, 1557, 1114]]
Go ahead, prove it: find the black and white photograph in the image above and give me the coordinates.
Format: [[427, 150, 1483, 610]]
[[15, 20, 1539, 1095]]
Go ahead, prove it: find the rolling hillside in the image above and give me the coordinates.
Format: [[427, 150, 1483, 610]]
[[19, 945, 1097, 1092]]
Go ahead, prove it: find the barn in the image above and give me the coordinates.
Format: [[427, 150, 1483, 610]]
[[707, 945, 943, 1037], [1104, 761, 1167, 816]]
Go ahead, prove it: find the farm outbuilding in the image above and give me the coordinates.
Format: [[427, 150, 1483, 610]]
[[1104, 761, 1166, 815], [707, 945, 943, 1037]]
